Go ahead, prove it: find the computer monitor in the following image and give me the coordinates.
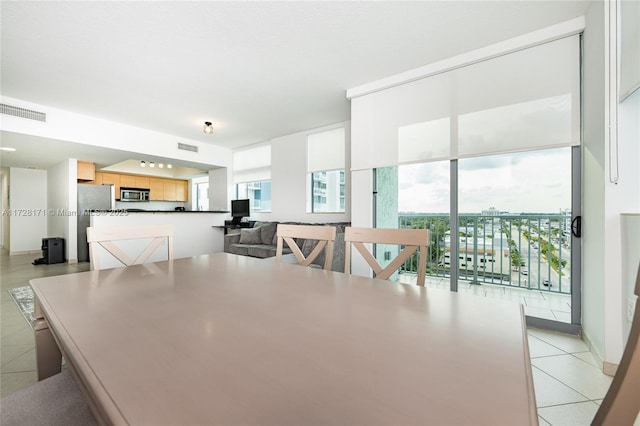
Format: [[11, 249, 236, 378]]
[[231, 199, 250, 225]]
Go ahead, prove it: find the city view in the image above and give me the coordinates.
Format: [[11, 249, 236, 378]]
[[379, 147, 574, 321]]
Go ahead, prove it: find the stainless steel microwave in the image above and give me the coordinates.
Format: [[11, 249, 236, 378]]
[[120, 187, 150, 202]]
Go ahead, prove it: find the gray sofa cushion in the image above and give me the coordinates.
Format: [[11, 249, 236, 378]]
[[248, 245, 277, 258], [260, 222, 278, 245], [228, 244, 250, 256], [238, 227, 262, 244]]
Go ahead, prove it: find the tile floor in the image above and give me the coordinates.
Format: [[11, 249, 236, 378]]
[[1, 252, 614, 425]]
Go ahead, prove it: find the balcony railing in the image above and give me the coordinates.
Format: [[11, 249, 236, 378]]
[[396, 214, 572, 294]]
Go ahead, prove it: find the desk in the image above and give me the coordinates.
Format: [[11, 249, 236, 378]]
[[31, 253, 537, 425]]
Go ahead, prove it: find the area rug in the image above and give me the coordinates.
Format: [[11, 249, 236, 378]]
[[8, 285, 36, 329]]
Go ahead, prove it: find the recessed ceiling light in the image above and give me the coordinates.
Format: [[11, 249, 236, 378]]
[[159, 163, 164, 168], [203, 121, 214, 134], [0, 147, 17, 152], [167, 164, 172, 169]]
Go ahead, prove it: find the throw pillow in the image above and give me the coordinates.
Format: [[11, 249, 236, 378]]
[[260, 222, 277, 245], [238, 227, 262, 244]]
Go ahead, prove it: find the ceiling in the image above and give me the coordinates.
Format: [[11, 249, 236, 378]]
[[0, 1, 591, 172]]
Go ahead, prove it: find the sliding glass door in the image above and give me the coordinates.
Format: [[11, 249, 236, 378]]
[[375, 146, 580, 329]]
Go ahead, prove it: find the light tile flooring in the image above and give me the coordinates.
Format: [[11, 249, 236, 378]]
[[1, 252, 613, 425]]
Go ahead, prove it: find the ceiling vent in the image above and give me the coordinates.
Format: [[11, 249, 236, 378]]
[[178, 142, 198, 153], [0, 103, 46, 122]]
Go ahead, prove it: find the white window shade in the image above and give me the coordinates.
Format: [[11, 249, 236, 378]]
[[233, 145, 271, 184], [350, 35, 580, 169], [456, 36, 580, 157], [307, 128, 345, 172]]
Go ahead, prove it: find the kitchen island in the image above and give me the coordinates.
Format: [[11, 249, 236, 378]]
[[89, 210, 229, 269]]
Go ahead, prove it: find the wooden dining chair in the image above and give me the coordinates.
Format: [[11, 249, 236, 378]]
[[275, 224, 336, 270], [344, 227, 430, 286], [591, 261, 640, 425], [87, 224, 174, 270]]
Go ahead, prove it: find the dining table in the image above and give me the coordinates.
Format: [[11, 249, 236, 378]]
[[31, 252, 537, 425]]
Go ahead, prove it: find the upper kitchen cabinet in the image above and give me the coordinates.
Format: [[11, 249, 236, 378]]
[[77, 161, 95, 181], [101, 173, 121, 197], [135, 176, 150, 189], [176, 180, 189, 202], [149, 178, 164, 201], [91, 172, 104, 185], [120, 174, 136, 188], [163, 179, 177, 201]]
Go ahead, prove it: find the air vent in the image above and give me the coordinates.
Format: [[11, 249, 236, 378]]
[[0, 103, 46, 122], [178, 142, 198, 153]]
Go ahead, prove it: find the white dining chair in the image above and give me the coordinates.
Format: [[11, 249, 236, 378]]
[[344, 227, 430, 286], [87, 224, 174, 270], [275, 224, 336, 270]]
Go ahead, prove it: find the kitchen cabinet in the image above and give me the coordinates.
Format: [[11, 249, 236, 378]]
[[176, 180, 189, 202], [163, 179, 177, 201], [149, 178, 165, 201], [91, 172, 104, 185], [77, 161, 95, 181], [101, 173, 121, 197], [120, 174, 136, 188], [135, 176, 150, 189]]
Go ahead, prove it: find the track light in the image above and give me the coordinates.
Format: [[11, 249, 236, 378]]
[[203, 121, 214, 134]]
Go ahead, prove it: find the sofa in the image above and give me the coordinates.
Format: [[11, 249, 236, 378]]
[[223, 221, 349, 272]]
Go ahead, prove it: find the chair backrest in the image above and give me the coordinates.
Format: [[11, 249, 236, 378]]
[[275, 224, 336, 270], [87, 224, 174, 271], [591, 261, 640, 425], [344, 227, 430, 286]]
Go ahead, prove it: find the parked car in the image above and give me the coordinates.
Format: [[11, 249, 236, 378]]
[[543, 279, 551, 287], [521, 269, 528, 276]]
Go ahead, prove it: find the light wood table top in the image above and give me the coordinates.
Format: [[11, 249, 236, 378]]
[[31, 253, 537, 425]]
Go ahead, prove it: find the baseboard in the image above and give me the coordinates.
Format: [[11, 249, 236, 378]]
[[9, 249, 41, 256], [67, 258, 78, 264], [582, 330, 617, 377]]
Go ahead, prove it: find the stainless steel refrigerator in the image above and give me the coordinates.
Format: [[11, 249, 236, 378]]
[[77, 184, 114, 262]]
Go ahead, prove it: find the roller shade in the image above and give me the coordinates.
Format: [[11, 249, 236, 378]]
[[307, 128, 345, 172], [233, 144, 271, 184], [351, 35, 580, 170]]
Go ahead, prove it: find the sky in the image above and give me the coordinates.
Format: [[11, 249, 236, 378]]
[[397, 147, 572, 214]]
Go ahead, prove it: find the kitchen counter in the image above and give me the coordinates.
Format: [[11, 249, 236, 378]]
[[89, 210, 230, 262]]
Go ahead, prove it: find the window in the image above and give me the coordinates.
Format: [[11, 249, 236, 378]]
[[367, 36, 581, 327], [191, 176, 209, 211], [309, 170, 345, 213], [307, 128, 346, 213], [233, 144, 271, 212], [236, 180, 271, 212]]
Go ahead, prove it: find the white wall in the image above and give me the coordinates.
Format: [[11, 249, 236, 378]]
[[1, 96, 232, 169], [47, 159, 77, 261], [581, 0, 607, 367], [209, 167, 230, 212], [249, 121, 351, 224], [0, 167, 7, 248], [582, 1, 640, 370], [9, 168, 47, 253]]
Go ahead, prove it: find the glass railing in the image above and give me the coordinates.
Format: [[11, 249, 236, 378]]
[[397, 213, 572, 294]]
